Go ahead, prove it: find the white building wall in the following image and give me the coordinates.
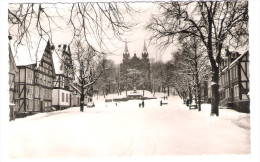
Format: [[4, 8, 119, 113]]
[[52, 89, 59, 105], [59, 89, 71, 106], [52, 89, 71, 107], [72, 94, 80, 106]]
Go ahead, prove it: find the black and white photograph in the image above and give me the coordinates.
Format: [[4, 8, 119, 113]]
[[0, 0, 259, 161]]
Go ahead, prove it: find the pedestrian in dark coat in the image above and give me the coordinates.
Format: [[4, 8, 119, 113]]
[[142, 101, 144, 108], [186, 99, 189, 106]]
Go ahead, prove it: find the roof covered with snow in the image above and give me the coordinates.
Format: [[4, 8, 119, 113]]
[[221, 51, 249, 73], [52, 44, 71, 75], [10, 36, 49, 67]]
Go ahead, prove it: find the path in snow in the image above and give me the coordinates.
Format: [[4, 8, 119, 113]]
[[9, 93, 250, 159]]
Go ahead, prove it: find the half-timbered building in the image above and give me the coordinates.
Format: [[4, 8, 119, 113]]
[[12, 37, 56, 116], [219, 50, 250, 113], [52, 44, 74, 110], [9, 38, 19, 120]]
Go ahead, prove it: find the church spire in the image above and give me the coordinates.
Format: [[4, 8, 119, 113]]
[[142, 40, 148, 60], [124, 41, 129, 53], [123, 40, 130, 60], [143, 40, 147, 52]]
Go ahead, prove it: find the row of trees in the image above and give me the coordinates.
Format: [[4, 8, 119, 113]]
[[167, 36, 210, 111], [146, 1, 248, 116]]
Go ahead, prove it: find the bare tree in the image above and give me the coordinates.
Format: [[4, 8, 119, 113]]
[[8, 3, 135, 64], [170, 36, 210, 111], [146, 1, 248, 116], [71, 37, 105, 112], [95, 59, 118, 97]]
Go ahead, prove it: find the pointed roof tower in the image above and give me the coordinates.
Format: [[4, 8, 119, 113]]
[[123, 41, 130, 61], [124, 41, 129, 53], [143, 40, 147, 53], [142, 40, 149, 60]]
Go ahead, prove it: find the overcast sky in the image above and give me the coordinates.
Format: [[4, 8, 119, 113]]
[[8, 2, 176, 65], [50, 2, 175, 64]]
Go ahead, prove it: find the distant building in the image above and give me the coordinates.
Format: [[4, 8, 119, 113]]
[[120, 41, 151, 92], [52, 44, 74, 110], [71, 82, 80, 107], [11, 37, 56, 117]]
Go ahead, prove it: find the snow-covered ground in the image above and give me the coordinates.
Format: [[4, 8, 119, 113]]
[[9, 91, 250, 159]]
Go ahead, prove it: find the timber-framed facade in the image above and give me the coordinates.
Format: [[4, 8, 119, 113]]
[[52, 44, 74, 110], [219, 50, 250, 113], [13, 40, 56, 116]]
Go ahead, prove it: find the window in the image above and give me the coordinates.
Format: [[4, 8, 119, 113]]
[[27, 70, 31, 83], [226, 72, 229, 82], [34, 100, 39, 110], [66, 94, 68, 102], [234, 65, 237, 78], [27, 86, 33, 99], [40, 88, 44, 98], [35, 87, 39, 97], [236, 85, 239, 97], [14, 100, 19, 109], [28, 99, 33, 108], [225, 89, 229, 98], [43, 75, 46, 85], [48, 90, 51, 99], [39, 74, 42, 85], [14, 84, 19, 93], [62, 92, 64, 102], [9, 92, 13, 103]]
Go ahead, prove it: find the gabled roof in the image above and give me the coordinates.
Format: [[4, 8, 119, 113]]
[[52, 44, 71, 75], [10, 36, 49, 67], [221, 51, 249, 73], [126, 54, 146, 68], [9, 44, 18, 75], [230, 51, 249, 68]]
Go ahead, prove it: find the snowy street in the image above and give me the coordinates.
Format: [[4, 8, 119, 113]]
[[9, 93, 250, 159]]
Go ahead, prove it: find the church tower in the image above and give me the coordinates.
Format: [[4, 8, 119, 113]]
[[142, 41, 149, 60], [123, 41, 130, 62]]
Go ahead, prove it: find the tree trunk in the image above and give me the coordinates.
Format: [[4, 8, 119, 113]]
[[188, 86, 192, 103], [197, 84, 201, 111], [207, 12, 219, 116], [80, 93, 84, 112], [210, 70, 219, 116], [167, 86, 170, 96], [195, 73, 201, 111]]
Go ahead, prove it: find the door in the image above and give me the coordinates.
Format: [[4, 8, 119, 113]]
[[40, 101, 44, 112], [231, 87, 234, 102]]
